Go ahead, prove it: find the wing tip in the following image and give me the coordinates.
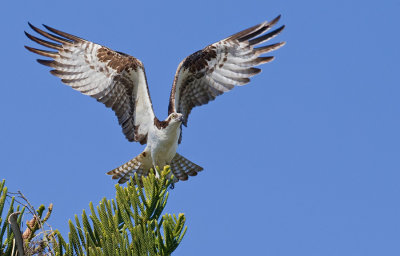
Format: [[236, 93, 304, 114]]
[[265, 56, 275, 62], [27, 22, 45, 35], [260, 15, 282, 31], [271, 14, 281, 24], [27, 22, 35, 30], [252, 67, 262, 75], [274, 25, 286, 35], [24, 31, 37, 43], [49, 69, 59, 76], [42, 23, 82, 42], [257, 56, 275, 66], [278, 41, 287, 49], [24, 45, 57, 58], [42, 24, 52, 31], [36, 59, 54, 68]]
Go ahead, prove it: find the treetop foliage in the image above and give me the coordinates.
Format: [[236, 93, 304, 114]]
[[1, 166, 187, 256]]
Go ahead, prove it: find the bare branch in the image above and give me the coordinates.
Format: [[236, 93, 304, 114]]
[[8, 212, 25, 256]]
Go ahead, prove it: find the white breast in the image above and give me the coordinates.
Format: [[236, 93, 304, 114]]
[[146, 122, 181, 167]]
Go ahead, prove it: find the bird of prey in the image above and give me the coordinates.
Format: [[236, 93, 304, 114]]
[[25, 15, 285, 184]]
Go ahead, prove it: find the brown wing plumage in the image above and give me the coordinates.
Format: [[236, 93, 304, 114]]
[[25, 24, 155, 144], [169, 15, 285, 130]]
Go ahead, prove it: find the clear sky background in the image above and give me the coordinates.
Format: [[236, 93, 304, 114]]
[[1, 0, 399, 255]]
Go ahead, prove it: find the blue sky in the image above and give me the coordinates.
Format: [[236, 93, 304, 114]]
[[1, 0, 400, 255]]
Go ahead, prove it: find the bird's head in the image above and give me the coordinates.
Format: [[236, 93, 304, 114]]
[[167, 112, 184, 124]]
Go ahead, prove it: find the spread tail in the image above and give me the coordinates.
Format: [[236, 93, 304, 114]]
[[170, 153, 203, 182], [106, 152, 149, 184], [107, 152, 203, 184]]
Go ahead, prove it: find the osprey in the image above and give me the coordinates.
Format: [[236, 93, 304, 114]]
[[25, 16, 285, 184]]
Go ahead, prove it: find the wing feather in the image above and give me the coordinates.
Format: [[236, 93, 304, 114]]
[[25, 24, 155, 144], [169, 16, 285, 132]]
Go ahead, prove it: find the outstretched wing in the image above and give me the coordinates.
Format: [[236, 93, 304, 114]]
[[169, 15, 285, 128], [25, 24, 155, 144]]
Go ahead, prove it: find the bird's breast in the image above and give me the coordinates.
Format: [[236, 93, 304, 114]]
[[147, 124, 180, 163]]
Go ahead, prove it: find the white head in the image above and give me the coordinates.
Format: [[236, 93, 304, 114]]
[[167, 112, 184, 124]]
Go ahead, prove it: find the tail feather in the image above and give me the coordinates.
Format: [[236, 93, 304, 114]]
[[107, 152, 203, 184], [170, 153, 203, 182], [106, 152, 148, 184]]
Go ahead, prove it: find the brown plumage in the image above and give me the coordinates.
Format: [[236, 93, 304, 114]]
[[168, 15, 285, 127], [25, 23, 154, 144], [25, 16, 285, 184]]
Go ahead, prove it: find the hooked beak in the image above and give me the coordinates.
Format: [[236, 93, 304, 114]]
[[178, 115, 184, 122]]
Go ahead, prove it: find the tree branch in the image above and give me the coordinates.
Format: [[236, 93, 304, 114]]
[[8, 212, 25, 256]]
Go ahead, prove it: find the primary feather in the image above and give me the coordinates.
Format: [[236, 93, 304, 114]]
[[25, 23, 154, 144], [169, 15, 285, 127], [25, 16, 285, 184]]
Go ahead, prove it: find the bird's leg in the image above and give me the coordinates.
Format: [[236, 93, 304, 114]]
[[152, 163, 160, 179]]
